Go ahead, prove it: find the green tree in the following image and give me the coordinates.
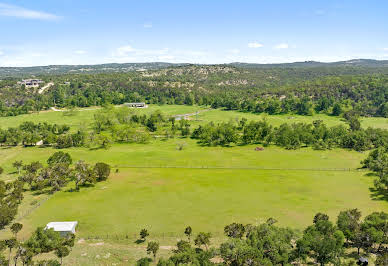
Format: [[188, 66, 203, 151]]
[[55, 246, 70, 265], [224, 223, 245, 239], [5, 238, 17, 265], [136, 257, 152, 266], [194, 232, 211, 251], [72, 160, 95, 190], [47, 152, 72, 166], [184, 226, 192, 242], [10, 223, 23, 239], [140, 229, 149, 240], [332, 103, 342, 116], [296, 215, 345, 266], [93, 162, 111, 182], [12, 161, 23, 175], [147, 241, 159, 261]]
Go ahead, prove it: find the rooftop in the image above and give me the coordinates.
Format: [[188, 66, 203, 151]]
[[45, 221, 78, 232]]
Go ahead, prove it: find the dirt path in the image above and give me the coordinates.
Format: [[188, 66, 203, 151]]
[[38, 82, 54, 94], [172, 108, 210, 120]]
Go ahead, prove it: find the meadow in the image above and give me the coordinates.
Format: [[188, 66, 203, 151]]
[[0, 104, 387, 130], [0, 105, 387, 264]]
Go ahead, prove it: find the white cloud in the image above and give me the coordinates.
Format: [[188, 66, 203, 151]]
[[274, 43, 289, 49], [248, 42, 263, 48], [115, 45, 136, 56], [0, 50, 3, 56], [383, 48, 388, 51], [143, 23, 152, 28], [227, 49, 240, 54], [109, 45, 209, 64], [30, 53, 44, 57], [0, 3, 61, 20], [114, 45, 169, 57], [74, 50, 87, 55]]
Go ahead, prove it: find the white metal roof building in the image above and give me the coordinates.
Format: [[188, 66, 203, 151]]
[[45, 221, 78, 236]]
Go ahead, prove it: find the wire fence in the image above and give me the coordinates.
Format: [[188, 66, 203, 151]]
[[82, 231, 225, 241], [114, 165, 367, 172], [17, 194, 53, 221]]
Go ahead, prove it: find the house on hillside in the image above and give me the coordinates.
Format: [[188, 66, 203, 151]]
[[17, 79, 44, 88], [45, 221, 78, 237], [124, 102, 147, 108]]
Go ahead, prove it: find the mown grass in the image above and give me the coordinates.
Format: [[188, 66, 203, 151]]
[[21, 167, 385, 238], [0, 139, 367, 177], [0, 139, 384, 236]]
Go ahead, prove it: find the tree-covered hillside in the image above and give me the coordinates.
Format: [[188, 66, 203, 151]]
[[0, 61, 388, 118]]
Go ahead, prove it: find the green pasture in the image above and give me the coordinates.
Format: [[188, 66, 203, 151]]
[[0, 105, 387, 264], [21, 166, 385, 237], [0, 104, 387, 130], [0, 139, 367, 177], [0, 139, 385, 236]]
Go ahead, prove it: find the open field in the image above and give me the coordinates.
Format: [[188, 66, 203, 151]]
[[0, 104, 387, 130], [22, 167, 385, 235], [0, 138, 368, 178], [0, 105, 387, 264], [0, 139, 385, 234]]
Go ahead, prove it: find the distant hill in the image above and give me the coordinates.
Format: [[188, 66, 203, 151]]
[[1, 59, 388, 77], [0, 62, 187, 77], [229, 59, 388, 68]]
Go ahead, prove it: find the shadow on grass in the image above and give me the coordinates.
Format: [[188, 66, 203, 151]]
[[369, 186, 388, 201], [31, 188, 53, 196], [64, 183, 95, 193], [134, 239, 145, 244]]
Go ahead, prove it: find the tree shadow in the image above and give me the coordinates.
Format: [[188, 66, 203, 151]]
[[369, 186, 388, 201], [134, 239, 145, 244], [31, 188, 53, 196]]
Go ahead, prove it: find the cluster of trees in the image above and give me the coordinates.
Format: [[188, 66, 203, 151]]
[[17, 152, 111, 193], [1, 225, 74, 265], [135, 210, 388, 265], [191, 115, 388, 152], [88, 107, 192, 149], [0, 152, 111, 265], [0, 108, 193, 150], [1, 66, 388, 118], [0, 121, 76, 148], [0, 180, 23, 233], [362, 147, 388, 191]]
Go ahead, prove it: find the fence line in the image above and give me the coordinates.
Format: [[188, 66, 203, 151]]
[[82, 231, 225, 241], [114, 165, 366, 172], [17, 194, 53, 221]]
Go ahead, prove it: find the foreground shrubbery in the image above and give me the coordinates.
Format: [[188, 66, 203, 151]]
[[136, 210, 387, 265]]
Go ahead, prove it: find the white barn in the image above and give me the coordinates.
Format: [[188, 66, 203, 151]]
[[45, 221, 78, 236]]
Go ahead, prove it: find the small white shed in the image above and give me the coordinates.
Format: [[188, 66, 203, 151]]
[[45, 221, 78, 236]]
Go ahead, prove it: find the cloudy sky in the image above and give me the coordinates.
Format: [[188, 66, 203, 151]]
[[0, 0, 387, 66]]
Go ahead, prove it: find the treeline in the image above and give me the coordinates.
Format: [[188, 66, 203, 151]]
[[191, 114, 388, 151], [0, 121, 85, 148], [135, 210, 388, 265], [0, 66, 388, 118]]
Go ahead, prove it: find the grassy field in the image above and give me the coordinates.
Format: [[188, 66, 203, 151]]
[[0, 139, 385, 234], [0, 105, 387, 264], [22, 167, 384, 235], [0, 104, 387, 130]]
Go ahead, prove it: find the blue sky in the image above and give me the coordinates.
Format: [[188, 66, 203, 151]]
[[0, 0, 387, 66]]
